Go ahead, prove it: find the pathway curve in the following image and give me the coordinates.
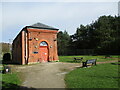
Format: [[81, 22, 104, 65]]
[[14, 60, 118, 89], [15, 62, 80, 88]]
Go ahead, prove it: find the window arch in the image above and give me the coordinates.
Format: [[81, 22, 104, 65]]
[[40, 41, 48, 46]]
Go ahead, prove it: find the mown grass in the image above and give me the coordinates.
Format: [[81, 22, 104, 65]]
[[0, 63, 22, 90], [59, 55, 119, 63], [1, 72, 21, 89], [65, 62, 119, 88]]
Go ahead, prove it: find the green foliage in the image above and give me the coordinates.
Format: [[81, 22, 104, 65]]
[[3, 53, 11, 61], [57, 30, 71, 55], [2, 72, 21, 89], [0, 43, 12, 60], [92, 16, 119, 53], [0, 43, 11, 53], [65, 63, 119, 88], [73, 15, 120, 54], [58, 15, 120, 55]]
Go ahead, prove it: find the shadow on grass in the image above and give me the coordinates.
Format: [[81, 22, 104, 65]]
[[86, 75, 120, 79], [2, 81, 36, 90], [62, 60, 82, 63], [111, 63, 120, 65], [2, 81, 68, 90]]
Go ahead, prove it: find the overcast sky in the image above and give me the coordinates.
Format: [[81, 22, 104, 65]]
[[0, 0, 119, 43]]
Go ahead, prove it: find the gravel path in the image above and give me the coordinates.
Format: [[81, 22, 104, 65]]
[[14, 60, 118, 89], [15, 62, 81, 88]]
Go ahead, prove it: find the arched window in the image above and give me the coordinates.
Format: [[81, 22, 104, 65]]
[[40, 41, 48, 46]]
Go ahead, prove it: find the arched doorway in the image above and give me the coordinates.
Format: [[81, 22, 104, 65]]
[[39, 41, 49, 62]]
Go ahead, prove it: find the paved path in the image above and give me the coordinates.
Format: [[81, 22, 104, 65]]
[[14, 60, 118, 89]]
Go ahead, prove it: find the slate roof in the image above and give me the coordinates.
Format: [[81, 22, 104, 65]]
[[26, 22, 59, 30]]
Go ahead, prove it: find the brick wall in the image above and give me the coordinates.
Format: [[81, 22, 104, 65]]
[[12, 28, 59, 64], [12, 32, 22, 64], [27, 28, 58, 64]]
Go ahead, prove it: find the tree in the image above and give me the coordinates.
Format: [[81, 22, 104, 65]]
[[57, 30, 71, 55], [92, 15, 119, 54], [57, 15, 120, 55], [0, 43, 11, 54], [71, 15, 120, 55]]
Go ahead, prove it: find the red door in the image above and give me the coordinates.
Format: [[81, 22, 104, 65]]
[[40, 46, 48, 62], [39, 41, 48, 62]]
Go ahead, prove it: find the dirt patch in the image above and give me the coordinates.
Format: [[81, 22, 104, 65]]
[[97, 60, 118, 64]]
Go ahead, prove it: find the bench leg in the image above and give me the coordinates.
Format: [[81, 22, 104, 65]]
[[82, 62, 87, 67], [95, 61, 97, 65]]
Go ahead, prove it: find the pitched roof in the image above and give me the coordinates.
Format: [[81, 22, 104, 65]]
[[26, 22, 59, 30]]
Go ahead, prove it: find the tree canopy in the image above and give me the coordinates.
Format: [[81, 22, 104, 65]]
[[57, 15, 120, 55]]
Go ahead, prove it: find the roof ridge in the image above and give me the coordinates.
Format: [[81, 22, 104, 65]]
[[28, 22, 58, 30]]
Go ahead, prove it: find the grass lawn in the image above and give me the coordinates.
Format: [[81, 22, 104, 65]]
[[59, 55, 119, 63], [0, 64, 21, 89], [65, 62, 119, 88]]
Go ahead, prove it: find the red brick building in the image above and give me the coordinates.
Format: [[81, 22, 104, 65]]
[[12, 23, 59, 64]]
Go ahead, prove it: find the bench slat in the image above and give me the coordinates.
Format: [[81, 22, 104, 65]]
[[82, 59, 97, 67], [86, 59, 96, 64]]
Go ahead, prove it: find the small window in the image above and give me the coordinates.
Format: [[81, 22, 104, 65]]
[[33, 51, 38, 54], [40, 41, 48, 46]]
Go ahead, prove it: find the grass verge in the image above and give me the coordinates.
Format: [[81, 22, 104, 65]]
[[1, 71, 21, 89], [59, 55, 119, 63], [65, 62, 119, 88]]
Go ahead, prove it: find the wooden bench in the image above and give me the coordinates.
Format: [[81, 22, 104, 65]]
[[74, 57, 83, 62], [82, 59, 97, 67]]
